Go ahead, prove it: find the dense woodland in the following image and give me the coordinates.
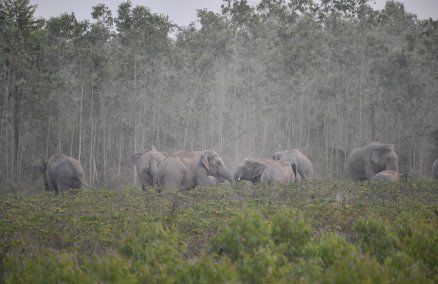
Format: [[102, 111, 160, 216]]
[[1, 0, 437, 190]]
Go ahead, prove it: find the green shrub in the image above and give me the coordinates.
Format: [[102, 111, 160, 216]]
[[240, 247, 290, 283], [83, 255, 137, 283], [385, 252, 433, 283], [208, 211, 272, 261], [352, 217, 397, 262], [396, 218, 438, 277], [2, 251, 87, 284], [322, 252, 389, 284], [120, 223, 184, 282], [271, 209, 312, 258], [176, 256, 239, 284], [303, 233, 357, 268]]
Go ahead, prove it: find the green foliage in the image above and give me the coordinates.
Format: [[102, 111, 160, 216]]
[[208, 210, 273, 261], [303, 233, 357, 268], [176, 256, 239, 283], [1, 181, 438, 283], [271, 209, 312, 257], [2, 251, 87, 284], [120, 223, 184, 282], [352, 217, 397, 262], [322, 252, 389, 284]]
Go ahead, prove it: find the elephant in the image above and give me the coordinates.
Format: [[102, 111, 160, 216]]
[[208, 176, 231, 186], [157, 150, 235, 188], [372, 170, 400, 182], [433, 158, 438, 179], [347, 141, 399, 181], [272, 149, 313, 180], [131, 146, 167, 190], [36, 154, 97, 194], [233, 158, 297, 184]]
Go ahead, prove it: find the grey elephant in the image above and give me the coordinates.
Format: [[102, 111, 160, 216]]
[[347, 142, 399, 181], [372, 170, 400, 181], [36, 154, 97, 194], [272, 149, 313, 180], [131, 146, 167, 190], [233, 158, 297, 184], [432, 158, 438, 179], [157, 150, 235, 188]]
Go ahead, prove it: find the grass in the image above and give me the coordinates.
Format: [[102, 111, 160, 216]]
[[1, 180, 437, 283]]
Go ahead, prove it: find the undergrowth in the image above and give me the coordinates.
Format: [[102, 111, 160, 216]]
[[1, 180, 437, 283]]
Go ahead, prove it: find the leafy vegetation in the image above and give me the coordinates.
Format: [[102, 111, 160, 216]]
[[1, 180, 437, 283]]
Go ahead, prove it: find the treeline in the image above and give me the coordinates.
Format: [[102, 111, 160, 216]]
[[1, 0, 437, 190]]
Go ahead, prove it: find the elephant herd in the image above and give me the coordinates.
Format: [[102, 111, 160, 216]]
[[37, 142, 438, 193]]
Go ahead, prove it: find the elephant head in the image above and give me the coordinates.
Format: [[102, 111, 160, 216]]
[[34, 160, 49, 191], [347, 141, 399, 181], [234, 158, 265, 183], [370, 144, 399, 172], [158, 149, 234, 188], [272, 151, 284, 161], [201, 150, 235, 185]]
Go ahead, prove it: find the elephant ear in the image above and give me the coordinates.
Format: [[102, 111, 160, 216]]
[[370, 148, 386, 166], [251, 161, 265, 179], [35, 160, 47, 173], [201, 152, 210, 171], [131, 152, 143, 162], [272, 152, 282, 161]]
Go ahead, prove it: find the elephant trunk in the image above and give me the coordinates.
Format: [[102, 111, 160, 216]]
[[219, 167, 235, 185], [233, 170, 242, 182], [386, 157, 399, 172]]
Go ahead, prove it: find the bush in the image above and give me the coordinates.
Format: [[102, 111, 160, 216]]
[[271, 209, 312, 258], [208, 210, 272, 261], [396, 217, 438, 279], [240, 247, 290, 283], [120, 223, 184, 282], [322, 252, 389, 283], [303, 233, 357, 268], [176, 256, 239, 284], [1, 251, 87, 284], [352, 217, 397, 262]]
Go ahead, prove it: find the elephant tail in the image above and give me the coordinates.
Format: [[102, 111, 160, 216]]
[[151, 160, 159, 187]]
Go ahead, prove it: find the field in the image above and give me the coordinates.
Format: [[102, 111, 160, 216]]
[[1, 181, 438, 283]]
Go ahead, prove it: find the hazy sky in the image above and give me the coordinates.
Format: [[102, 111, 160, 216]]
[[30, 0, 438, 26]]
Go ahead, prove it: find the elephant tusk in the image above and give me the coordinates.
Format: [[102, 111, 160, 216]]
[[237, 177, 241, 181]]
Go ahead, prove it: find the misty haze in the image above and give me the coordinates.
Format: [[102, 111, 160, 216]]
[[1, 0, 438, 282]]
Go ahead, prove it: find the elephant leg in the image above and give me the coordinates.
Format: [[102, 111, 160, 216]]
[[298, 169, 307, 181], [45, 174, 57, 193]]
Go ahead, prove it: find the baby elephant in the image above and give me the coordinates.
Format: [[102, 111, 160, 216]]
[[372, 170, 400, 182], [36, 154, 97, 194], [234, 158, 297, 184]]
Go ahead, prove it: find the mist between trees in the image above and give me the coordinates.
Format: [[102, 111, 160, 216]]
[[1, 0, 437, 190]]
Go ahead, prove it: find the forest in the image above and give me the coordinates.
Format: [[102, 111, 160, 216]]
[[1, 0, 438, 191]]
